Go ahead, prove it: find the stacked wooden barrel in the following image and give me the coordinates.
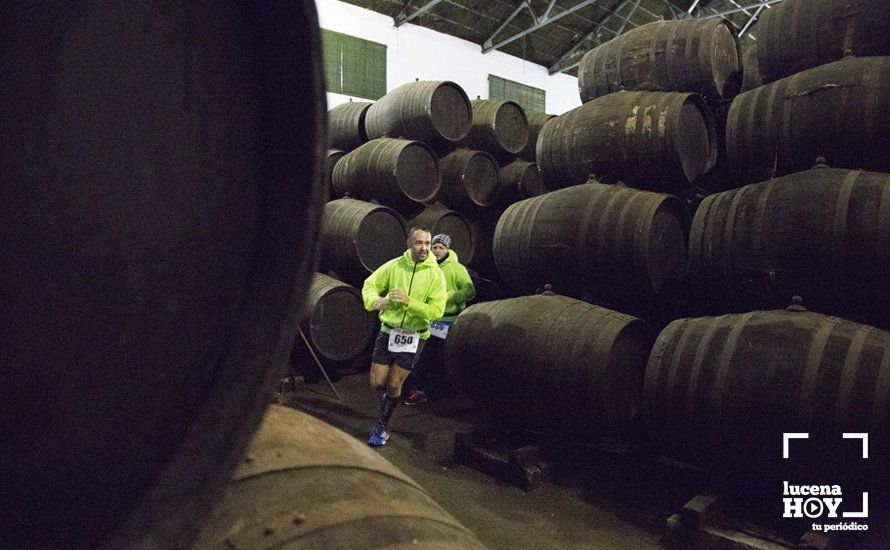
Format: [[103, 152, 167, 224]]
[[647, 0, 890, 490], [317, 0, 890, 502], [322, 80, 550, 288]]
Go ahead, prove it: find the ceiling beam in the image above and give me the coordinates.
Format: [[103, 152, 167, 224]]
[[483, 1, 534, 49], [701, 0, 783, 19], [738, 3, 767, 35], [615, 0, 643, 34], [394, 0, 446, 27], [482, 0, 603, 53], [549, 0, 634, 74]]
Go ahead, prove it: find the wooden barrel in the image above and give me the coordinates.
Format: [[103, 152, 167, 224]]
[[407, 203, 475, 265], [195, 405, 486, 549], [493, 184, 688, 308], [445, 295, 653, 437], [643, 307, 890, 488], [688, 167, 890, 327], [322, 199, 407, 285], [328, 101, 371, 152], [497, 160, 547, 207], [434, 148, 500, 211], [332, 138, 440, 210], [537, 91, 716, 192], [364, 80, 472, 145], [756, 0, 890, 85], [740, 46, 762, 92], [466, 209, 503, 282], [302, 274, 374, 361], [520, 112, 555, 162], [726, 56, 890, 186], [0, 3, 326, 547], [459, 99, 529, 160], [578, 18, 741, 102], [325, 149, 345, 200]]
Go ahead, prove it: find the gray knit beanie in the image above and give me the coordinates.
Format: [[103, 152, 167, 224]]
[[431, 234, 451, 249]]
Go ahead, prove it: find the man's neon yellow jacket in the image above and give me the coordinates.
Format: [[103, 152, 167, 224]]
[[438, 251, 475, 322], [362, 249, 447, 339]]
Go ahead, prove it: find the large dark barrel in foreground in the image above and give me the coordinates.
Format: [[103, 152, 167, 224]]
[[332, 138, 440, 210], [644, 307, 890, 489], [1, 3, 326, 547], [365, 80, 472, 145], [195, 405, 485, 548], [689, 167, 890, 326], [408, 203, 475, 265], [757, 0, 890, 84], [726, 56, 890, 186], [497, 159, 547, 207], [494, 184, 689, 307], [322, 199, 407, 285], [446, 295, 653, 437], [459, 99, 528, 160], [434, 148, 500, 211], [325, 149, 345, 200], [302, 274, 374, 361], [578, 18, 741, 102], [537, 91, 716, 192], [520, 112, 555, 162], [328, 101, 371, 151]]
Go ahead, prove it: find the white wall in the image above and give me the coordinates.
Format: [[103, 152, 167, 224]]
[[316, 0, 582, 115]]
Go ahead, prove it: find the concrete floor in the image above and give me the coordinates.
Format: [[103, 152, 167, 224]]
[[277, 370, 710, 549]]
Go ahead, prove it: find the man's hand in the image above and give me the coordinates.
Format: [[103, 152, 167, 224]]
[[373, 296, 390, 311], [389, 288, 410, 305]]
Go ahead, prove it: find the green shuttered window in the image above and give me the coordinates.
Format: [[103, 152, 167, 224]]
[[489, 75, 546, 113], [322, 30, 387, 100]]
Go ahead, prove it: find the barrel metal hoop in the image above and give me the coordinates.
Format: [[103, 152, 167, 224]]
[[878, 174, 890, 267], [664, 317, 704, 427], [613, 189, 648, 286], [721, 183, 754, 280], [798, 316, 840, 431], [834, 324, 873, 432], [830, 170, 861, 272], [710, 311, 758, 452], [686, 315, 729, 421], [869, 332, 890, 435]]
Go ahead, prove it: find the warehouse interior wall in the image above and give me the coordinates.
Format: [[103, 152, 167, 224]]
[[316, 0, 583, 115]]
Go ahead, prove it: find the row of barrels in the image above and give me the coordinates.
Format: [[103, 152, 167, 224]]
[[445, 291, 890, 491], [498, 165, 890, 329], [320, 159, 890, 332], [536, 1, 890, 195]]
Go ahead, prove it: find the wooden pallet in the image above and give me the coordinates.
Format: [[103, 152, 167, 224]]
[[664, 492, 834, 550], [453, 427, 553, 489]]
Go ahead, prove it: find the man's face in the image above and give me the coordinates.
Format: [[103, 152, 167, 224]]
[[408, 230, 431, 263], [431, 243, 448, 261]]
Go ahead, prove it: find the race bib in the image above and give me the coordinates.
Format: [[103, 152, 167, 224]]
[[388, 327, 419, 353], [429, 320, 452, 339]]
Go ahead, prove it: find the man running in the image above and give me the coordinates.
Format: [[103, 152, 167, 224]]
[[361, 226, 446, 446]]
